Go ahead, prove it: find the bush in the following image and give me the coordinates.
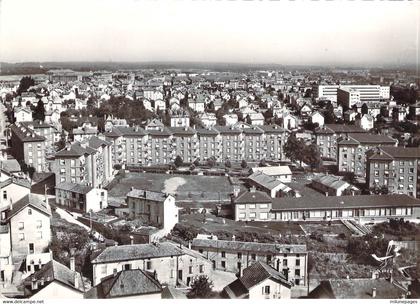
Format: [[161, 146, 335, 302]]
[[346, 235, 389, 265], [187, 275, 214, 299]]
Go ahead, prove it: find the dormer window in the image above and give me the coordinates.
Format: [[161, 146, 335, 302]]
[[28, 209, 32, 215]]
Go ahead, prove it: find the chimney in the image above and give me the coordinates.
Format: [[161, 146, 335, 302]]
[[372, 288, 377, 298], [130, 235, 134, 245], [74, 273, 80, 290], [31, 277, 38, 290], [70, 257, 75, 272]]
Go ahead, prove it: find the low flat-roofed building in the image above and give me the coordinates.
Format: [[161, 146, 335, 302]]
[[251, 166, 292, 183], [270, 194, 420, 222]]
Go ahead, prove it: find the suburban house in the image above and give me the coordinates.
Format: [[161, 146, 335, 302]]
[[191, 238, 308, 297], [222, 261, 292, 299], [233, 189, 273, 221], [311, 174, 360, 196], [199, 113, 217, 128], [251, 166, 292, 183], [126, 188, 178, 235], [0, 177, 31, 210], [55, 182, 108, 213], [310, 111, 325, 127], [85, 269, 162, 299], [355, 114, 374, 130], [0, 194, 51, 261], [247, 172, 296, 198], [91, 242, 211, 287], [23, 259, 86, 299]]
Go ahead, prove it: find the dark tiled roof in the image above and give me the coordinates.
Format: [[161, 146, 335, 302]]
[[92, 243, 183, 264], [10, 124, 45, 142], [379, 147, 420, 159], [5, 194, 51, 221], [126, 188, 171, 202], [169, 127, 196, 136], [55, 182, 93, 194], [213, 126, 242, 134], [196, 128, 219, 136], [105, 126, 146, 138], [240, 261, 292, 289], [24, 260, 85, 296], [258, 125, 286, 134], [309, 279, 403, 299], [191, 239, 307, 254], [146, 127, 172, 137], [242, 126, 264, 135], [315, 124, 366, 135], [234, 190, 272, 204], [88, 136, 111, 149], [85, 269, 162, 298], [271, 194, 420, 211], [222, 278, 249, 299], [248, 171, 284, 191], [339, 133, 397, 145], [0, 177, 31, 189]]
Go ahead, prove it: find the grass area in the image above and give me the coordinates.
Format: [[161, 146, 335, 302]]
[[301, 221, 352, 236], [108, 172, 233, 202]]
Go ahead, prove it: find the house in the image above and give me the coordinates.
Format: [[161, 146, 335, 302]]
[[170, 110, 190, 128], [14, 107, 33, 123], [0, 178, 31, 210], [55, 182, 108, 213], [199, 113, 217, 128], [85, 269, 162, 299], [126, 188, 178, 235], [311, 174, 360, 196], [23, 259, 86, 299], [91, 242, 211, 287], [282, 113, 298, 130], [355, 114, 374, 130], [247, 172, 293, 198], [308, 278, 406, 299], [222, 261, 292, 299], [310, 111, 324, 127], [233, 188, 273, 221], [251, 166, 292, 183], [223, 113, 238, 126], [247, 113, 265, 126], [191, 238, 308, 297], [0, 194, 51, 261]]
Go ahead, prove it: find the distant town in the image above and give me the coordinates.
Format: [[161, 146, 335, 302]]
[[0, 66, 419, 300]]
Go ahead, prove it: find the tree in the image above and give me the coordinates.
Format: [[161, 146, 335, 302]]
[[259, 159, 267, 167], [187, 275, 214, 299], [174, 155, 183, 168], [302, 144, 321, 171], [323, 102, 336, 124], [207, 156, 216, 168], [284, 133, 305, 164], [32, 99, 46, 122], [17, 76, 35, 95], [241, 159, 248, 169], [225, 159, 231, 168], [361, 103, 368, 115]]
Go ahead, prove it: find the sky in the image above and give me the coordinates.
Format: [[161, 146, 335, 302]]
[[0, 0, 419, 67]]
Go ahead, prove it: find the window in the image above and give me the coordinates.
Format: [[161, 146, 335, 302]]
[[221, 261, 226, 268], [199, 265, 204, 273], [283, 259, 287, 266], [238, 213, 246, 219], [221, 251, 226, 258], [146, 261, 152, 270], [295, 269, 301, 276], [259, 204, 268, 209], [19, 233, 25, 241], [267, 255, 272, 263], [238, 253, 242, 259], [251, 254, 256, 260], [28, 209, 32, 215], [263, 286, 270, 295], [249, 204, 256, 209], [18, 222, 24, 230], [260, 212, 268, 220], [249, 212, 256, 219], [189, 266, 193, 274], [36, 220, 42, 228], [2, 191, 7, 200], [238, 204, 245, 210], [296, 259, 300, 266]]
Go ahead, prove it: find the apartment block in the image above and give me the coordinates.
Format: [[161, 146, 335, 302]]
[[337, 133, 397, 177], [10, 123, 47, 172], [367, 147, 420, 198], [314, 124, 366, 160]]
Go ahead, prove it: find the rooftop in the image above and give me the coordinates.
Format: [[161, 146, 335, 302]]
[[91, 242, 183, 264]]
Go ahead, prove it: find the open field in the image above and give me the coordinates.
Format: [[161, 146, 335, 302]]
[[108, 172, 233, 203]]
